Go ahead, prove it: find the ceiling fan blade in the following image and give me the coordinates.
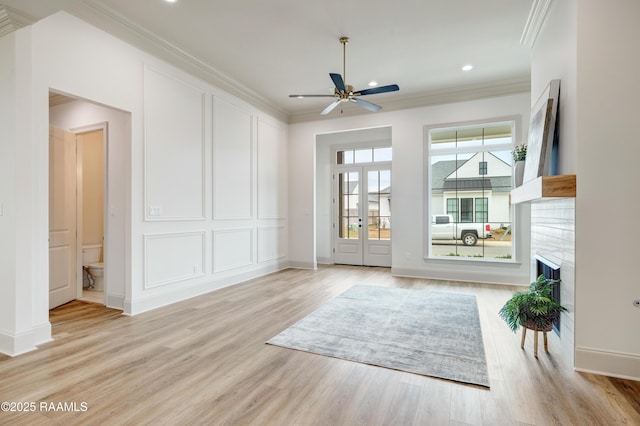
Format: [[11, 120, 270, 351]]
[[289, 94, 337, 98], [353, 84, 400, 96], [320, 99, 342, 115], [330, 73, 347, 93], [350, 97, 382, 112]]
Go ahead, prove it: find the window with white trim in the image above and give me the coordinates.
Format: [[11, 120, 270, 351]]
[[427, 121, 515, 260]]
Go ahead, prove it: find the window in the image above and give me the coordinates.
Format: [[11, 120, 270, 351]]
[[446, 198, 458, 222], [475, 197, 488, 223], [427, 121, 515, 260], [337, 147, 392, 164], [435, 215, 450, 224], [479, 161, 488, 175], [460, 198, 473, 222]]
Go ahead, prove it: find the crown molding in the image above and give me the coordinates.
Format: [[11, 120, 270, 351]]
[[0, 4, 36, 37], [66, 1, 289, 123], [287, 77, 531, 124], [521, 0, 553, 48]]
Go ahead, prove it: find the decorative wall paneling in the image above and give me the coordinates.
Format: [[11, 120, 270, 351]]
[[139, 62, 287, 311], [144, 66, 206, 221], [143, 232, 206, 289], [213, 228, 254, 273], [143, 64, 287, 302], [212, 96, 253, 220], [257, 118, 287, 220], [257, 226, 287, 263]]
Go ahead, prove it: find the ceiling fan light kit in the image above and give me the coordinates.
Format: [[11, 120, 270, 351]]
[[289, 37, 399, 115]]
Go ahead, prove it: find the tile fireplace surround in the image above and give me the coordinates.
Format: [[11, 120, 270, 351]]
[[530, 198, 576, 366]]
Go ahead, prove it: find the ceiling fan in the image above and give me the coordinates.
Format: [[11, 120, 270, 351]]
[[289, 37, 400, 115]]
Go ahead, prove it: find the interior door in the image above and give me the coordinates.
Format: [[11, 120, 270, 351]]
[[333, 166, 391, 267], [49, 125, 77, 309]]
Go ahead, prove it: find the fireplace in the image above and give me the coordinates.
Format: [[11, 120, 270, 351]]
[[535, 255, 561, 335], [530, 198, 575, 366]]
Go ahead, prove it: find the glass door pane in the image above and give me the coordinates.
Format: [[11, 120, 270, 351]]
[[338, 171, 360, 239], [367, 169, 391, 241]]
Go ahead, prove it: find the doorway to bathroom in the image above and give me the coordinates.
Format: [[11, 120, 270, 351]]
[[48, 91, 129, 313]]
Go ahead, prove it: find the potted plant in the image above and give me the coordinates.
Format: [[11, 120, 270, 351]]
[[512, 144, 527, 187], [499, 274, 567, 333]]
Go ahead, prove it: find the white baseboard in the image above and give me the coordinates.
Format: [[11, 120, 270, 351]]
[[288, 260, 317, 270], [105, 293, 125, 310], [0, 322, 52, 357], [575, 346, 640, 381], [391, 266, 528, 287]]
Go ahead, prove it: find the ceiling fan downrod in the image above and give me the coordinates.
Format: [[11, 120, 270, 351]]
[[340, 37, 349, 91]]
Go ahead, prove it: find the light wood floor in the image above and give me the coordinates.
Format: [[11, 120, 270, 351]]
[[1, 266, 638, 425], [80, 289, 104, 305]]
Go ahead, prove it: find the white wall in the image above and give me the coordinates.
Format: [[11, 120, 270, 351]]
[[574, 0, 640, 378], [532, 0, 640, 379], [0, 28, 52, 355], [0, 11, 288, 355], [0, 32, 19, 352], [290, 93, 532, 285], [531, 0, 577, 176]]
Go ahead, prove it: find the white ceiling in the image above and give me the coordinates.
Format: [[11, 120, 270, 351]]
[[3, 0, 534, 122]]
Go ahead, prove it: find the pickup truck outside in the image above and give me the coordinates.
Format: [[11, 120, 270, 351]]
[[431, 214, 492, 246]]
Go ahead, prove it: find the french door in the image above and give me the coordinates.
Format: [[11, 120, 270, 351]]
[[333, 165, 391, 267]]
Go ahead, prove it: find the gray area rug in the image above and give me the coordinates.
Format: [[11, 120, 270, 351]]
[[267, 285, 489, 387]]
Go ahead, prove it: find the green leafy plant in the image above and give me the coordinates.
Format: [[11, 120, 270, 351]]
[[512, 144, 527, 162], [498, 275, 567, 332]]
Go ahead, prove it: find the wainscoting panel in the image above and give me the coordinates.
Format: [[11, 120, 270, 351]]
[[213, 228, 254, 273], [257, 226, 286, 263], [257, 118, 287, 219], [144, 232, 206, 289], [212, 97, 253, 220], [144, 66, 205, 220]]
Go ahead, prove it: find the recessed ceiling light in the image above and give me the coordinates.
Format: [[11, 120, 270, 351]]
[[462, 64, 474, 71], [368, 81, 378, 87], [165, 0, 177, 3]]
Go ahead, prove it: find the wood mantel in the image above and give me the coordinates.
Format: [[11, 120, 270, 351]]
[[511, 174, 576, 204]]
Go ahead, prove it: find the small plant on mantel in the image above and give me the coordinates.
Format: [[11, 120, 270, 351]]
[[512, 144, 527, 162], [498, 275, 567, 332]]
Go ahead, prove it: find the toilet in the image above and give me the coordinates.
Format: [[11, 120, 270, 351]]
[[82, 244, 104, 291]]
